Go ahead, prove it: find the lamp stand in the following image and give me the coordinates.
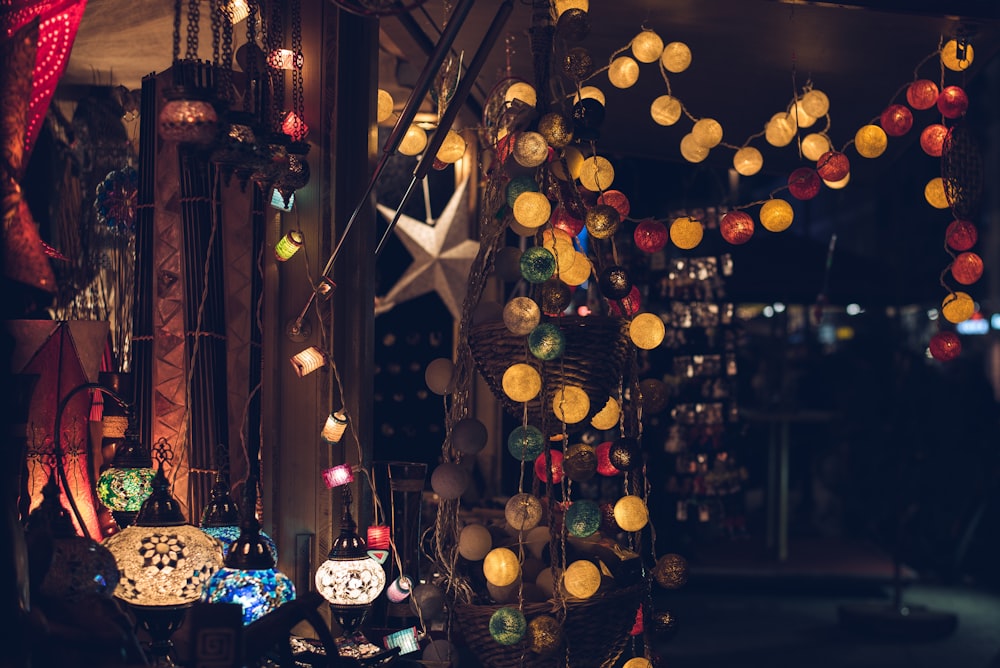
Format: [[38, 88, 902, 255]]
[[131, 604, 189, 667]]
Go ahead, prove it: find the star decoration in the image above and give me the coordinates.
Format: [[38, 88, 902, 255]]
[[376, 180, 479, 320]]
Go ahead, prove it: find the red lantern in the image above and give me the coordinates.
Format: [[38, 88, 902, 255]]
[[951, 252, 983, 285], [920, 124, 948, 157], [281, 111, 309, 142], [937, 86, 969, 119], [633, 219, 669, 253], [720, 211, 755, 245], [367, 524, 392, 550], [551, 205, 584, 237], [880, 104, 913, 137], [929, 331, 961, 362], [945, 219, 977, 251], [595, 441, 620, 476], [607, 286, 642, 316], [597, 189, 631, 218], [906, 79, 939, 110], [787, 167, 821, 200], [816, 151, 850, 182], [534, 449, 564, 484]]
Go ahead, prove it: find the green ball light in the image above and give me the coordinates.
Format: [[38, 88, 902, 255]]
[[520, 246, 556, 283], [506, 175, 539, 208], [565, 499, 601, 537], [528, 323, 566, 360], [507, 425, 545, 461], [490, 606, 527, 646]]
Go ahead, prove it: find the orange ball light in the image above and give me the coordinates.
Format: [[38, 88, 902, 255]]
[[720, 210, 754, 245], [945, 220, 977, 251], [650, 95, 682, 126], [880, 104, 913, 137], [941, 291, 975, 324], [759, 199, 794, 232], [669, 216, 703, 250], [816, 150, 850, 182], [920, 124, 948, 157], [951, 252, 983, 285], [629, 312, 666, 350], [937, 86, 969, 119], [787, 167, 821, 201], [906, 79, 939, 110]]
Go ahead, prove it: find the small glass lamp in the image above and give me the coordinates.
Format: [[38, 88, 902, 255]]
[[315, 487, 387, 635], [200, 473, 277, 562], [96, 414, 156, 529], [102, 463, 225, 666]]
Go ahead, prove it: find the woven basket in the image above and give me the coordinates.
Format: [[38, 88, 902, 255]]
[[453, 583, 646, 668], [468, 315, 631, 426]]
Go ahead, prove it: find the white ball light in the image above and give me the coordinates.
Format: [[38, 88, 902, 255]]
[[801, 89, 830, 117], [505, 82, 537, 108], [679, 133, 709, 163], [458, 523, 493, 561], [801, 133, 831, 161], [608, 56, 640, 89], [631, 29, 664, 63], [660, 41, 692, 73], [691, 118, 723, 148], [732, 146, 763, 176], [573, 86, 606, 106], [650, 95, 682, 126], [765, 112, 797, 147]]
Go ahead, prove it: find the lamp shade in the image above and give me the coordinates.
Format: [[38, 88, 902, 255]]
[[96, 418, 155, 528], [200, 475, 277, 562]]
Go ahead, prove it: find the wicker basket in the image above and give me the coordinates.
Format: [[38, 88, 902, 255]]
[[452, 583, 646, 668], [468, 315, 631, 426]]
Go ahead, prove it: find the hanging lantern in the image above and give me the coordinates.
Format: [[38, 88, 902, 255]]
[[679, 133, 709, 163], [579, 155, 615, 191], [366, 525, 391, 551], [929, 331, 962, 361], [919, 124, 948, 157], [513, 191, 552, 229], [941, 291, 974, 324], [613, 495, 649, 532], [691, 118, 723, 148], [941, 39, 974, 71], [321, 411, 349, 444], [937, 85, 969, 119], [660, 41, 691, 73], [274, 230, 304, 261], [629, 313, 665, 349], [787, 167, 821, 200], [816, 150, 850, 182], [759, 199, 794, 232], [322, 463, 355, 489], [508, 425, 545, 462], [880, 104, 913, 137], [801, 89, 830, 117], [669, 216, 704, 250], [96, 419, 155, 529], [158, 92, 219, 145], [200, 474, 277, 562], [854, 124, 887, 158], [650, 95, 682, 126], [505, 493, 544, 531], [732, 146, 763, 176], [483, 548, 521, 587], [224, 0, 250, 23], [552, 385, 590, 424], [386, 575, 413, 603], [398, 124, 428, 156], [945, 220, 977, 251], [520, 246, 557, 283], [534, 449, 564, 484], [608, 56, 640, 88], [290, 346, 326, 377], [720, 211, 754, 245], [502, 363, 542, 402], [458, 523, 493, 560], [267, 48, 302, 70], [951, 252, 983, 285], [907, 79, 939, 110], [585, 204, 621, 239], [924, 177, 950, 209], [591, 397, 621, 431]]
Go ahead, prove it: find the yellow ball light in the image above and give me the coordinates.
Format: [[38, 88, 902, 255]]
[[822, 173, 851, 190], [552, 385, 590, 424], [551, 145, 584, 181], [502, 363, 542, 402], [483, 547, 521, 587], [941, 39, 974, 72], [631, 29, 664, 63], [792, 99, 817, 129], [854, 124, 887, 159], [608, 56, 640, 89], [505, 493, 544, 531], [513, 191, 552, 228], [514, 131, 550, 168], [562, 559, 601, 599], [398, 124, 428, 156], [765, 112, 797, 147], [505, 82, 537, 108], [559, 252, 592, 286], [590, 396, 620, 431], [458, 523, 493, 561], [629, 312, 665, 350], [503, 297, 541, 336], [801, 133, 831, 161], [679, 134, 709, 163], [801, 89, 830, 117], [924, 177, 950, 209], [623, 659, 653, 668], [942, 291, 975, 324], [650, 95, 682, 126], [376, 88, 394, 123], [579, 155, 615, 192], [669, 216, 703, 250], [435, 129, 466, 164], [613, 495, 649, 532], [732, 146, 763, 176], [553, 0, 588, 18], [759, 199, 794, 232], [573, 85, 606, 107], [691, 118, 723, 148], [660, 41, 691, 73]]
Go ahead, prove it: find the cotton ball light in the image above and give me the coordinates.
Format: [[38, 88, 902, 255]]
[[854, 124, 887, 158], [816, 150, 850, 182], [579, 155, 614, 191], [396, 124, 428, 157], [540, 279, 572, 316], [505, 493, 544, 531], [597, 189, 630, 218], [787, 167, 821, 201], [563, 560, 601, 599], [720, 210, 755, 245], [765, 112, 797, 147], [609, 437, 641, 472], [679, 133, 709, 163], [732, 146, 763, 176], [801, 88, 830, 117], [458, 523, 493, 561], [553, 0, 588, 18], [507, 425, 545, 462], [376, 89, 394, 123], [590, 396, 620, 431], [634, 219, 669, 253], [937, 85, 969, 119], [386, 575, 413, 603], [452, 417, 488, 455], [906, 79, 939, 110], [513, 191, 551, 229], [880, 104, 913, 137], [920, 124, 948, 157], [595, 441, 619, 476], [528, 615, 563, 655], [607, 286, 641, 317], [563, 47, 594, 80], [801, 133, 831, 162], [551, 146, 585, 181], [572, 98, 605, 137], [489, 607, 527, 646], [425, 357, 456, 395], [608, 56, 640, 88], [505, 81, 537, 108], [436, 129, 467, 163], [924, 177, 950, 209], [653, 553, 689, 589], [565, 499, 601, 537], [584, 204, 621, 240], [639, 378, 670, 414], [488, 577, 522, 604], [941, 38, 974, 71], [630, 28, 663, 63], [660, 41, 691, 73], [483, 547, 521, 587], [506, 175, 539, 208], [945, 220, 977, 251], [792, 99, 817, 128], [520, 246, 556, 283], [538, 112, 574, 148], [573, 85, 605, 106], [559, 253, 592, 287], [951, 252, 983, 285], [929, 331, 962, 362], [650, 95, 682, 126], [691, 118, 723, 148], [411, 583, 446, 620], [552, 385, 590, 424], [669, 216, 703, 250], [528, 323, 566, 361], [534, 449, 564, 484], [431, 462, 470, 500], [614, 495, 649, 532], [941, 291, 974, 324], [502, 363, 542, 402], [563, 443, 597, 482], [514, 131, 551, 168], [822, 173, 851, 190], [630, 313, 665, 350], [759, 199, 794, 233], [598, 265, 633, 300], [503, 297, 541, 336]]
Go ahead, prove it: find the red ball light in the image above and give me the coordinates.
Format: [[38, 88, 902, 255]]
[[551, 205, 584, 237], [920, 124, 948, 157], [607, 285, 642, 316], [597, 189, 631, 218], [787, 167, 821, 200], [633, 219, 669, 253], [929, 331, 961, 361], [815, 151, 850, 182], [937, 85, 969, 119], [496, 133, 516, 163], [906, 79, 939, 110], [534, 449, 564, 484], [595, 441, 620, 476], [720, 211, 755, 245], [880, 104, 913, 137], [945, 219, 977, 251], [951, 252, 983, 285], [629, 607, 644, 636]]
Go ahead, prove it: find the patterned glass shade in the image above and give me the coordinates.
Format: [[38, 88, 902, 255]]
[[40, 536, 121, 602], [97, 466, 156, 512], [202, 525, 278, 562], [201, 567, 296, 625], [314, 554, 386, 607]]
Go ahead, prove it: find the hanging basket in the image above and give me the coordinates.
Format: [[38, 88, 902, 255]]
[[468, 315, 632, 427], [453, 581, 646, 668]]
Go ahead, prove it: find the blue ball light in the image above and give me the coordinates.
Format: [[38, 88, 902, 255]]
[[507, 425, 545, 462], [489, 606, 527, 646], [520, 246, 556, 284], [528, 322, 565, 361], [565, 499, 601, 538]]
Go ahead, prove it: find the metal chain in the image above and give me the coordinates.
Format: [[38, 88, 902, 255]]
[[244, 0, 259, 114], [172, 0, 182, 63], [268, 0, 285, 132], [210, 0, 221, 69], [220, 1, 235, 104], [185, 0, 200, 61], [290, 0, 303, 137]]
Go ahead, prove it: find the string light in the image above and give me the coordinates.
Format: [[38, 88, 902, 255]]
[[321, 411, 349, 444], [274, 230, 304, 261], [290, 346, 326, 377]]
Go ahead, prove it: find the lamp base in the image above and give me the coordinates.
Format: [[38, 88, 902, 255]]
[[111, 509, 139, 529], [838, 602, 958, 641], [130, 604, 190, 667]]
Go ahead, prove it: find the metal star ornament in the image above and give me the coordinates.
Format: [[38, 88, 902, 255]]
[[375, 180, 479, 319]]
